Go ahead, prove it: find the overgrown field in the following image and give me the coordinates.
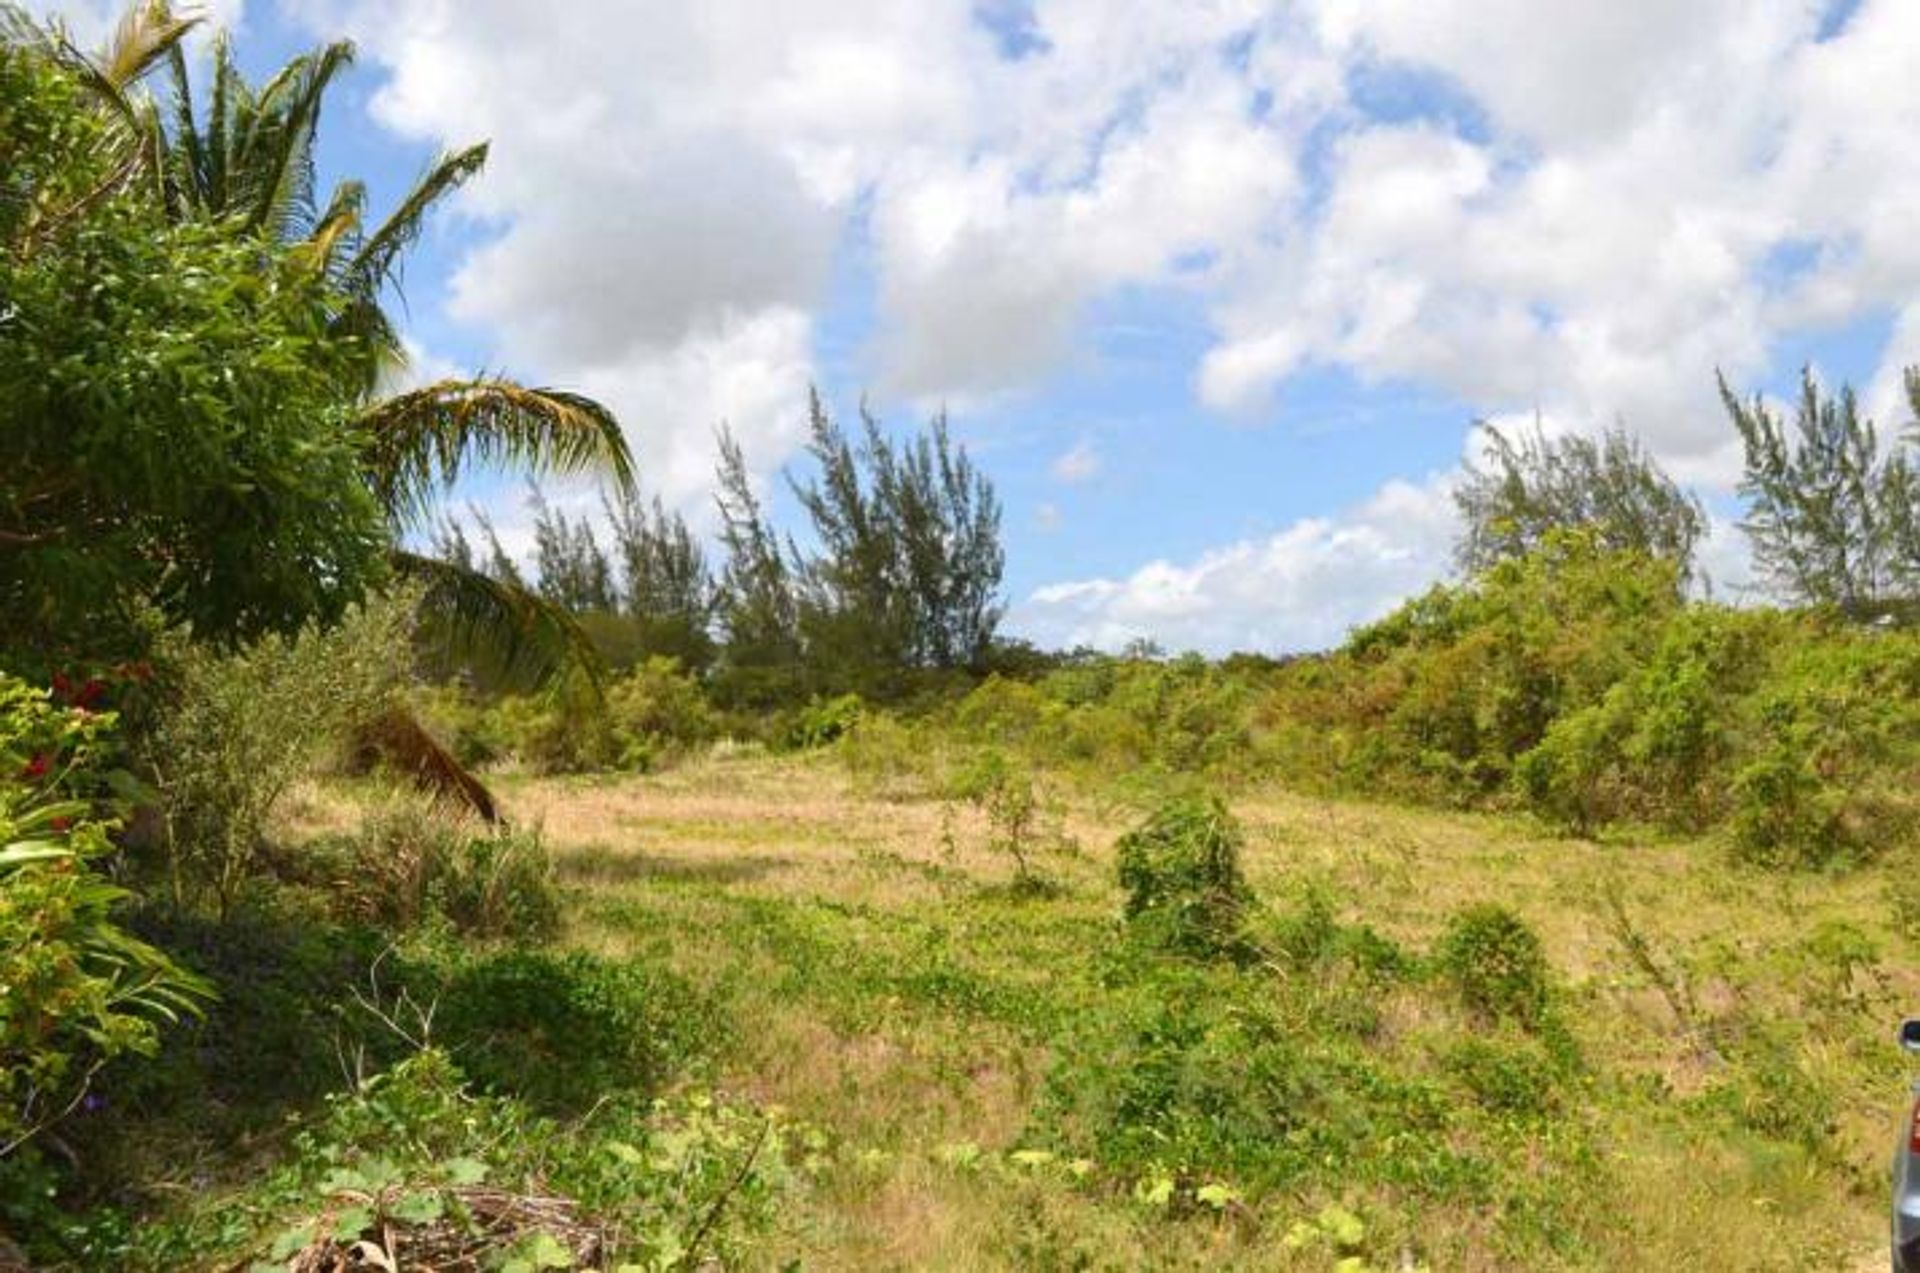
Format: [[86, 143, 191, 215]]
[[255, 752, 1910, 1270]]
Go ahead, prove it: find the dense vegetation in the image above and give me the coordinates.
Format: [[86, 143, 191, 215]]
[[5, 5, 1920, 1270]]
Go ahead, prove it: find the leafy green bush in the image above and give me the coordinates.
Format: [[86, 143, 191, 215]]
[[781, 693, 865, 750], [124, 1048, 797, 1272], [144, 594, 415, 912], [839, 711, 938, 799], [605, 656, 721, 769], [1114, 795, 1252, 958], [1442, 1034, 1563, 1118], [1039, 963, 1500, 1204], [481, 678, 617, 774], [425, 950, 718, 1114], [0, 677, 211, 1152], [1728, 632, 1920, 867], [1435, 904, 1552, 1030], [949, 748, 1072, 891], [409, 685, 511, 770]]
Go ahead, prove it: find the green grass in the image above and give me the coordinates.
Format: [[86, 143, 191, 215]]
[[73, 749, 1908, 1270], [496, 749, 1903, 1269]]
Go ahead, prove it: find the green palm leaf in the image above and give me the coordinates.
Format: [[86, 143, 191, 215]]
[[394, 549, 600, 690], [361, 379, 636, 532]]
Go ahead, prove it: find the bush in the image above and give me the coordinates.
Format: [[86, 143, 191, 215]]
[[144, 594, 415, 912], [425, 950, 718, 1114], [1442, 1034, 1562, 1118], [335, 803, 561, 942], [1039, 966, 1481, 1202], [0, 677, 211, 1152], [1727, 632, 1920, 868], [948, 748, 1071, 891], [840, 711, 938, 799], [1436, 904, 1552, 1030], [1114, 795, 1252, 958], [781, 693, 864, 750], [409, 685, 511, 770], [604, 656, 721, 769], [483, 679, 617, 774]]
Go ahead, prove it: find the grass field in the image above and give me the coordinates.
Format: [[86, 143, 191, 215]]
[[288, 746, 1911, 1271]]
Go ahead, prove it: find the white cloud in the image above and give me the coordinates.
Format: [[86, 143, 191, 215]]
[[154, 0, 1920, 645], [1051, 438, 1101, 484], [1011, 474, 1459, 654]]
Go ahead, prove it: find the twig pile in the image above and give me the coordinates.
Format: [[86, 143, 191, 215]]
[[261, 1187, 609, 1272]]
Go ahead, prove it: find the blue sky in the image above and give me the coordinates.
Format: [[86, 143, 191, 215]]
[[36, 0, 1919, 652]]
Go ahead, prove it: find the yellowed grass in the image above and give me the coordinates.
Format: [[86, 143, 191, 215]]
[[318, 750, 1903, 1269]]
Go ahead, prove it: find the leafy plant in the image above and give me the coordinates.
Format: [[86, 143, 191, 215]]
[[335, 801, 560, 941], [950, 748, 1069, 891], [0, 677, 211, 1153], [423, 950, 718, 1115], [144, 593, 416, 913], [1114, 795, 1252, 958], [1435, 904, 1552, 1030]]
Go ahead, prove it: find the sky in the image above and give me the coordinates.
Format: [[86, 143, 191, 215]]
[[32, 0, 1920, 653]]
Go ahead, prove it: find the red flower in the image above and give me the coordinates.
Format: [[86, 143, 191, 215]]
[[50, 672, 71, 699], [73, 679, 106, 709], [21, 753, 50, 780], [49, 816, 69, 833]]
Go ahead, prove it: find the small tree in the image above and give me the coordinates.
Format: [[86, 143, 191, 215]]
[[605, 491, 715, 672], [712, 425, 802, 673], [1454, 422, 1705, 580], [1721, 368, 1918, 619]]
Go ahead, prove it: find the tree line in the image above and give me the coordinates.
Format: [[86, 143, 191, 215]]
[[440, 391, 1007, 704], [1454, 368, 1920, 619]]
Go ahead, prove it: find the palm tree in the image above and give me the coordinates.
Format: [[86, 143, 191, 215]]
[[69, 3, 639, 815]]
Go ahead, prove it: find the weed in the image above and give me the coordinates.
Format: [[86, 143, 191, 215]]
[[1113, 795, 1251, 959]]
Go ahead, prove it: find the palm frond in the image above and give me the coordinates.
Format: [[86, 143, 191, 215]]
[[95, 0, 198, 92], [240, 39, 353, 236], [355, 704, 499, 822], [360, 379, 635, 531], [205, 31, 234, 211], [346, 143, 488, 299], [393, 550, 600, 691], [162, 40, 205, 215]]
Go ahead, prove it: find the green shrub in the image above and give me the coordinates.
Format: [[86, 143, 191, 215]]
[[336, 803, 560, 942], [1039, 967, 1477, 1201], [949, 748, 1070, 891], [1727, 633, 1920, 867], [0, 678, 211, 1152], [605, 656, 720, 769], [841, 711, 938, 799], [1443, 1034, 1562, 1118], [1436, 904, 1552, 1029], [483, 680, 618, 774], [1713, 1025, 1836, 1152], [144, 594, 415, 912], [426, 950, 717, 1114], [1114, 795, 1252, 958], [781, 693, 864, 750], [409, 685, 511, 770]]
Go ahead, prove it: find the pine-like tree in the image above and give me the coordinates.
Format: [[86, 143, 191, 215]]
[[1721, 368, 1917, 618], [1453, 422, 1705, 580]]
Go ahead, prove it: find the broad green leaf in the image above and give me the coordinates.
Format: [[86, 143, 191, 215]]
[[444, 1156, 489, 1185], [330, 1205, 373, 1240], [387, 1190, 443, 1225]]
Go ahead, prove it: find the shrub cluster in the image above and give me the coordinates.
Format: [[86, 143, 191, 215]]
[[1261, 532, 1920, 866]]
